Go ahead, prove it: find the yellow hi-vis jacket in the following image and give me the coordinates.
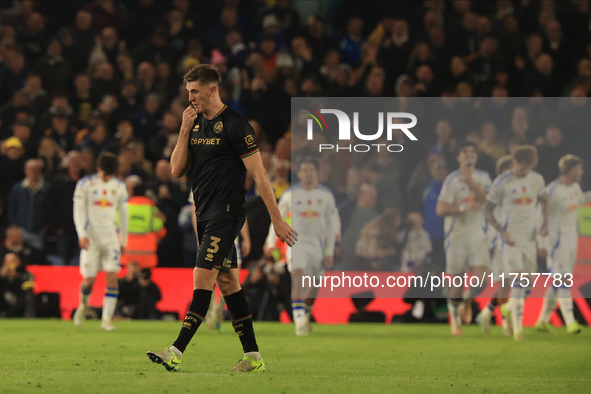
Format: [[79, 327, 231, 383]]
[[120, 196, 166, 268]]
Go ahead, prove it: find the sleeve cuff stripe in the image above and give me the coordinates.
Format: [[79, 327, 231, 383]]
[[240, 148, 259, 158]]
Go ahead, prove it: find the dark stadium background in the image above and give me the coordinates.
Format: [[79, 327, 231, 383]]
[[1, 0, 591, 324]]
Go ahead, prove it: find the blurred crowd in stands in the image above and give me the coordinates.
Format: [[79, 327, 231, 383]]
[[2, 0, 591, 319]]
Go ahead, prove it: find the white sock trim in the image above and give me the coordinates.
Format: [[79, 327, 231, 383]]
[[244, 351, 261, 361]]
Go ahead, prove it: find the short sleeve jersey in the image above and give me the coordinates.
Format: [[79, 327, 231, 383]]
[[187, 105, 259, 220], [546, 179, 584, 240], [438, 169, 491, 243], [487, 170, 546, 243]]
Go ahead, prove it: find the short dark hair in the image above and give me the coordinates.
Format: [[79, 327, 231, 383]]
[[512, 145, 538, 166], [458, 140, 477, 152], [298, 156, 319, 171], [96, 152, 119, 175], [132, 183, 146, 197], [183, 64, 220, 85]]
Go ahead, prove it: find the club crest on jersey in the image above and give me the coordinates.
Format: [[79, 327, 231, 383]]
[[111, 190, 116, 196], [214, 121, 223, 134], [244, 135, 256, 148]]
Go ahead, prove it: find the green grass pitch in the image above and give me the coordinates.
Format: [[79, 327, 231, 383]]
[[1, 320, 590, 393]]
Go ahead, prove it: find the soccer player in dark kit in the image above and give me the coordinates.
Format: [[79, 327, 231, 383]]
[[146, 65, 297, 372]]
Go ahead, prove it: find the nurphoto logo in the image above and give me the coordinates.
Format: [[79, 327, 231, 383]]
[[302, 107, 418, 153]]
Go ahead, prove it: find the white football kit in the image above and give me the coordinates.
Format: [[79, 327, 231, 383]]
[[74, 174, 128, 278], [546, 179, 591, 276], [438, 169, 491, 275], [487, 170, 546, 273], [266, 184, 340, 278], [487, 205, 507, 282]]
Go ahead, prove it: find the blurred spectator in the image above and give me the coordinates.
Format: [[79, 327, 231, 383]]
[[340, 17, 365, 65], [77, 122, 117, 158], [177, 38, 204, 76], [338, 184, 379, 270], [210, 4, 247, 52], [115, 261, 140, 318], [22, 72, 49, 117], [507, 106, 531, 144], [241, 259, 282, 321], [271, 159, 290, 200], [355, 208, 401, 271], [81, 0, 128, 33], [0, 50, 30, 105], [118, 80, 141, 115], [178, 201, 197, 268], [400, 212, 432, 273], [10, 120, 36, 159], [148, 111, 179, 162], [127, 141, 154, 179], [45, 151, 82, 265], [465, 130, 496, 177], [406, 145, 445, 208], [479, 121, 506, 161], [130, 93, 160, 143], [36, 91, 73, 135], [114, 119, 135, 148], [421, 159, 448, 273], [135, 61, 158, 103], [37, 137, 65, 181], [259, 0, 302, 45], [79, 147, 95, 175], [133, 25, 174, 66], [0, 226, 49, 267], [146, 160, 188, 211], [136, 268, 161, 319], [432, 119, 458, 163], [91, 62, 119, 98], [0, 253, 34, 317], [0, 137, 26, 201], [536, 126, 566, 184], [20, 12, 47, 66], [0, 90, 32, 135], [115, 51, 134, 81], [71, 10, 94, 70], [520, 53, 561, 97], [70, 72, 97, 124], [7, 159, 50, 249], [33, 38, 73, 94], [466, 36, 504, 95], [120, 182, 166, 269]]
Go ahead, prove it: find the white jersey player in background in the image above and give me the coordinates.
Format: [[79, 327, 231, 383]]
[[477, 155, 513, 334], [436, 141, 491, 335], [265, 158, 340, 336], [484, 146, 548, 340], [73, 152, 128, 331], [536, 155, 591, 334]]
